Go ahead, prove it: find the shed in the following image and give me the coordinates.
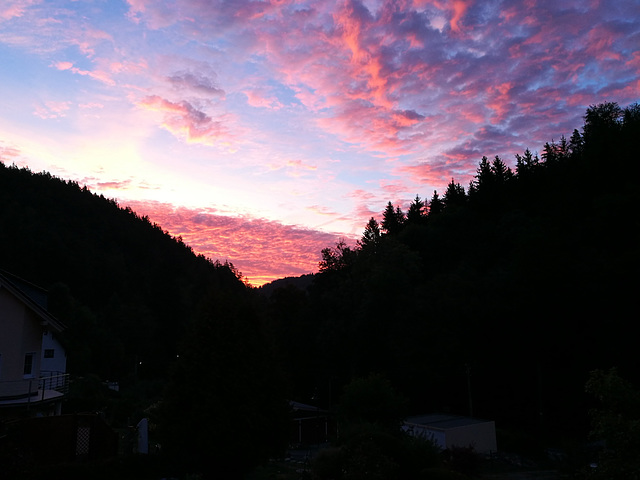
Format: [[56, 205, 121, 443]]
[[289, 401, 334, 446], [403, 414, 497, 454]]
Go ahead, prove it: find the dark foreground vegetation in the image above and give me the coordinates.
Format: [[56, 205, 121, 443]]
[[1, 102, 639, 479]]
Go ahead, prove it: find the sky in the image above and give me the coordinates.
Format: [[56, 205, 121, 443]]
[[1, 0, 639, 285]]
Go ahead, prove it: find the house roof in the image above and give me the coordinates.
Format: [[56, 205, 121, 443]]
[[0, 270, 66, 332], [289, 401, 328, 414], [404, 414, 494, 431]]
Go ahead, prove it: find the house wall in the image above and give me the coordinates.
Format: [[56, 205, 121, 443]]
[[0, 288, 43, 382], [41, 330, 67, 374]]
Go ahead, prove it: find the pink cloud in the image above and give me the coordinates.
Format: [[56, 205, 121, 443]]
[[110, 59, 148, 76], [244, 87, 283, 110], [54, 61, 73, 70], [125, 0, 285, 31], [125, 0, 173, 28], [79, 102, 104, 109], [124, 200, 343, 285], [0, 0, 39, 21], [449, 0, 470, 33], [137, 95, 234, 146], [486, 82, 514, 124], [584, 23, 623, 62], [70, 27, 112, 57], [379, 180, 411, 199], [33, 100, 71, 119], [352, 202, 378, 222], [306, 204, 341, 218], [264, 158, 319, 177], [77, 175, 162, 194], [347, 188, 377, 202], [400, 159, 475, 191], [0, 143, 21, 161], [626, 51, 640, 72], [95, 180, 133, 190], [52, 60, 115, 85], [285, 159, 317, 177], [341, 189, 380, 227]]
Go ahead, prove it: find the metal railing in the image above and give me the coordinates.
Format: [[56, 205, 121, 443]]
[[39, 372, 70, 397], [0, 372, 69, 402]]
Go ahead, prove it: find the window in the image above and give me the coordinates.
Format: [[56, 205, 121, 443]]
[[23, 353, 35, 377], [44, 349, 55, 358]]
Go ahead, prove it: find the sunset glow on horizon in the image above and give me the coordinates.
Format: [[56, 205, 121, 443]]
[[1, 0, 638, 285]]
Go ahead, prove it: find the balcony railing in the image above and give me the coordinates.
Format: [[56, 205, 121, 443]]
[[39, 371, 70, 396], [0, 372, 69, 403]]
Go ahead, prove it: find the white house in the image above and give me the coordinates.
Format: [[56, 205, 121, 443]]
[[0, 271, 68, 416], [403, 414, 497, 454], [41, 328, 67, 376]]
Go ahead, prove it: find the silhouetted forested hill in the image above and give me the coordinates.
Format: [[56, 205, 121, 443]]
[[258, 273, 315, 297], [0, 165, 246, 379], [1, 162, 290, 476], [266, 102, 640, 438]]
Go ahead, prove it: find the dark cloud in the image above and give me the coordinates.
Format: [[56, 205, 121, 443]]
[[396, 109, 425, 122], [167, 71, 225, 96]]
